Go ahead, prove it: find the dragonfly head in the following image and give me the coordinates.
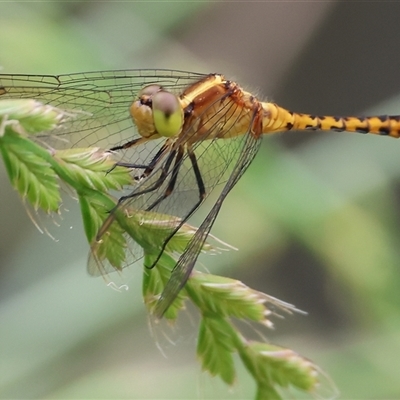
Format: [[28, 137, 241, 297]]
[[130, 84, 184, 139]]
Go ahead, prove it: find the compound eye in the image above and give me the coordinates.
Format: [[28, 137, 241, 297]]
[[152, 91, 183, 138], [138, 84, 162, 98]]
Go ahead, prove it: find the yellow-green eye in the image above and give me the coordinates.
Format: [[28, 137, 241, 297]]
[[138, 84, 162, 98], [152, 91, 184, 138]]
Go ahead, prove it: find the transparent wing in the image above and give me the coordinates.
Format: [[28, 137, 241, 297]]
[[0, 69, 208, 272], [154, 125, 262, 317], [0, 69, 207, 152]]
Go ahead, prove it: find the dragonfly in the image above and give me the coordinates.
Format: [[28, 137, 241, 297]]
[[1, 69, 400, 317]]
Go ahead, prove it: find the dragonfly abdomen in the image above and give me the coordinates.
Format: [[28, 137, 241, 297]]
[[262, 103, 400, 138]]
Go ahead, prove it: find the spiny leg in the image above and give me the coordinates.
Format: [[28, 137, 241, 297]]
[[144, 144, 185, 211], [148, 144, 207, 269], [111, 141, 171, 176], [117, 147, 177, 204], [138, 141, 172, 180], [187, 145, 206, 199], [109, 137, 143, 151]]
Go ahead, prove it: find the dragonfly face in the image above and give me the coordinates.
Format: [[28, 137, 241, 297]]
[[130, 84, 184, 140]]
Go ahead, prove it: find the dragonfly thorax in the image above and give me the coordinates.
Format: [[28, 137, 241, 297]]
[[130, 84, 184, 140]]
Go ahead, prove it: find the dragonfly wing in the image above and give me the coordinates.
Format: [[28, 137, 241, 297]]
[[154, 125, 262, 317], [87, 227, 144, 277], [0, 70, 207, 151]]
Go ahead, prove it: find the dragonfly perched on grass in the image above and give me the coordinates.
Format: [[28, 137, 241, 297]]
[[1, 69, 400, 317]]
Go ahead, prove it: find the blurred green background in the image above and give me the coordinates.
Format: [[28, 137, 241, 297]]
[[2, 2, 400, 399]]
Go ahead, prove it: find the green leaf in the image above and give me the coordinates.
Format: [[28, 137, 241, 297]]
[[197, 315, 237, 385], [0, 130, 60, 212], [187, 272, 267, 322], [143, 253, 187, 321], [55, 148, 132, 192], [86, 202, 129, 275], [255, 385, 282, 400], [0, 99, 72, 134], [239, 341, 320, 395]]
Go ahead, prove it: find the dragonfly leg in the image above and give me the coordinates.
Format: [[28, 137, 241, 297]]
[[117, 147, 177, 204], [148, 145, 207, 269], [144, 145, 184, 211], [113, 141, 171, 182], [187, 145, 206, 199], [109, 137, 143, 151], [96, 148, 178, 241]]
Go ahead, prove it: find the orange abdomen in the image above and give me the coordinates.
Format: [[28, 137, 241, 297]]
[[262, 103, 400, 138]]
